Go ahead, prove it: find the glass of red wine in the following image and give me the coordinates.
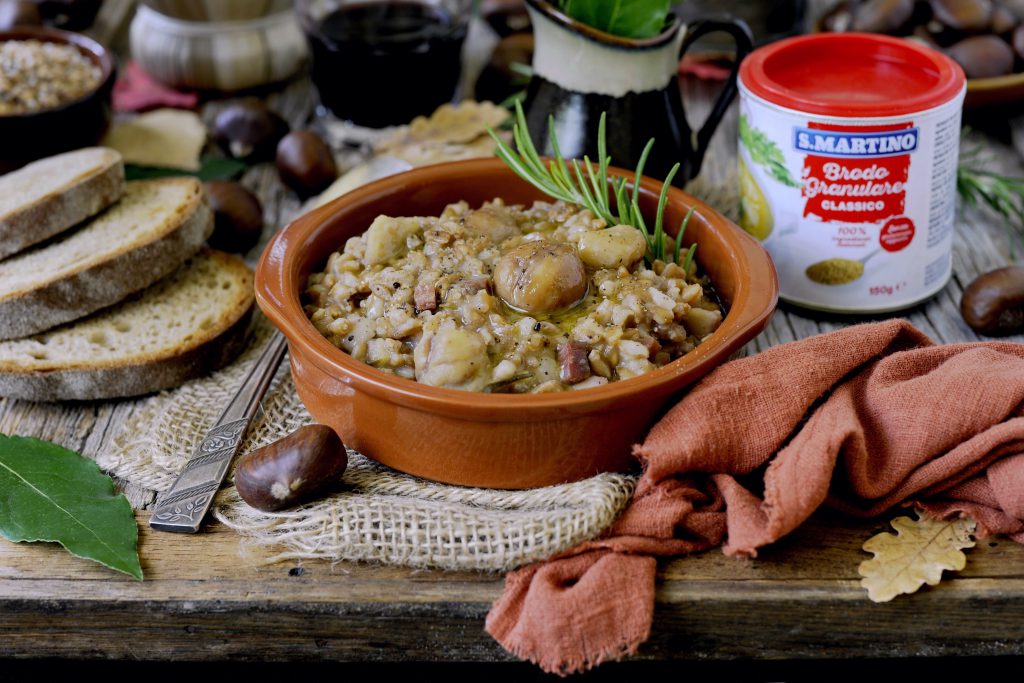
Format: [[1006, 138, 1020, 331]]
[[294, 0, 474, 127]]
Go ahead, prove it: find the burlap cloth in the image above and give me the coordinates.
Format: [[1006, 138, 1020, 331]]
[[97, 172, 734, 572]]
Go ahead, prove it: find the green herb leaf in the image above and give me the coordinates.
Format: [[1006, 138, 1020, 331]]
[[556, 0, 671, 40], [0, 435, 142, 579], [956, 129, 1024, 259], [739, 114, 801, 188], [125, 155, 247, 182]]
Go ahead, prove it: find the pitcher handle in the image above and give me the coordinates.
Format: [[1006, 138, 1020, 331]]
[[678, 17, 753, 178]]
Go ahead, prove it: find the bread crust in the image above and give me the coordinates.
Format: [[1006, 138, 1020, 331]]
[[0, 178, 213, 340], [0, 250, 257, 401], [0, 308, 254, 401], [0, 149, 125, 261]]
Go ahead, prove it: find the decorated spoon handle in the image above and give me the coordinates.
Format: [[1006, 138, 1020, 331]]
[[149, 331, 289, 533]]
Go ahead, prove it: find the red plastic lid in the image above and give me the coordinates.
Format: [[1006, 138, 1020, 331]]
[[739, 33, 966, 117]]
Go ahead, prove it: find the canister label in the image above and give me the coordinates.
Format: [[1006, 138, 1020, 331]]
[[737, 86, 964, 312]]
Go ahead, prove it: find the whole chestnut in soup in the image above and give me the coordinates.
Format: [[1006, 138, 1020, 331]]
[[493, 241, 587, 315], [961, 266, 1024, 336], [276, 130, 338, 198], [235, 425, 348, 512], [204, 180, 263, 253]]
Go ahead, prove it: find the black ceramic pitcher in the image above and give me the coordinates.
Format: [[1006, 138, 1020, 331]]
[[522, 0, 753, 185]]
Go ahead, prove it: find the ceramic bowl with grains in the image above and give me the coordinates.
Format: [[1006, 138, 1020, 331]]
[[0, 39, 102, 115], [256, 160, 778, 488], [0, 27, 115, 167]]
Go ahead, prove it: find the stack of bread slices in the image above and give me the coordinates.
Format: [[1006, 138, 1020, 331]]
[[0, 147, 255, 401]]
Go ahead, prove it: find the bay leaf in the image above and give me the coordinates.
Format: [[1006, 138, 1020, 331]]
[[0, 434, 142, 580], [125, 155, 247, 182]]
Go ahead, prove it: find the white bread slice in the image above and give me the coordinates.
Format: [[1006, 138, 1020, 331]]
[[0, 249, 254, 401], [0, 177, 212, 340], [0, 147, 125, 260]]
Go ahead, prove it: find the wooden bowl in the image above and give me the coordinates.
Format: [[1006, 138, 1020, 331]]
[[255, 159, 778, 489], [964, 71, 1024, 109], [0, 27, 115, 169], [129, 4, 307, 92]]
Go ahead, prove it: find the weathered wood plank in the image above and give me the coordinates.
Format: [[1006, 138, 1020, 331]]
[[0, 512, 1020, 661], [0, 512, 1020, 590]]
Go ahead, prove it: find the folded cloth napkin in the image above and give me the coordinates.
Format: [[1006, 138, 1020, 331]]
[[113, 62, 198, 113], [486, 319, 1024, 675]]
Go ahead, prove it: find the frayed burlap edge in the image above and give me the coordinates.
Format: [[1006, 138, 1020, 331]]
[[213, 461, 636, 572]]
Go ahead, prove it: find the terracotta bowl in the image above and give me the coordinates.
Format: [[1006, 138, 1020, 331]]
[[256, 159, 778, 489], [0, 27, 116, 169]]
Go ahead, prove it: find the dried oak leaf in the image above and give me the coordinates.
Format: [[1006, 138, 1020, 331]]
[[858, 510, 976, 603]]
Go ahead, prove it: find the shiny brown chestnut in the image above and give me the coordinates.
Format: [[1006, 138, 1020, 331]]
[[205, 180, 264, 253], [213, 100, 289, 161], [38, 0, 102, 30], [946, 35, 1015, 78], [1014, 23, 1024, 59], [235, 424, 348, 512], [991, 5, 1017, 35], [851, 0, 915, 34], [929, 0, 993, 33], [961, 266, 1024, 336], [275, 130, 338, 198]]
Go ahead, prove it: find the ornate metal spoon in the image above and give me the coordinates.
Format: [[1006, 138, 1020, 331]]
[[149, 331, 288, 533]]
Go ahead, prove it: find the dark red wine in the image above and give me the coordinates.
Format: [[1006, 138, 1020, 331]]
[[307, 2, 467, 126]]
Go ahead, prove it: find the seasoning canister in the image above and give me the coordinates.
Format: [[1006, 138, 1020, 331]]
[[737, 33, 966, 312]]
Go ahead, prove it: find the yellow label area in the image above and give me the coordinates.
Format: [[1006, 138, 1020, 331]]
[[738, 158, 773, 241]]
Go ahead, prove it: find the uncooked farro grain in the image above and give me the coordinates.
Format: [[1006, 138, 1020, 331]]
[[0, 40, 101, 115]]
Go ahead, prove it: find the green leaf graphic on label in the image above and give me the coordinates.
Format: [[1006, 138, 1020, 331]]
[[739, 114, 801, 188], [0, 434, 142, 579]]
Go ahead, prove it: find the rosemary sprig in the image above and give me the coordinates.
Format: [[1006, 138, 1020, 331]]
[[957, 162, 1024, 258], [488, 101, 696, 266]]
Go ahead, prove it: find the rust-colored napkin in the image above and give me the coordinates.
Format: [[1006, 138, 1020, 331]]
[[486, 319, 1024, 674], [113, 62, 198, 113]]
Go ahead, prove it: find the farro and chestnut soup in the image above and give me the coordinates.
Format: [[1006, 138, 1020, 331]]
[[305, 199, 723, 393]]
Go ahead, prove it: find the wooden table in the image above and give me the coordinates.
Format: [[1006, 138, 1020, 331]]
[[1, 3, 1023, 670]]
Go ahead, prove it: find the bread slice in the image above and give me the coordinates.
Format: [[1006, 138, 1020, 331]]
[[0, 147, 125, 261], [0, 177, 212, 340], [0, 249, 254, 401]]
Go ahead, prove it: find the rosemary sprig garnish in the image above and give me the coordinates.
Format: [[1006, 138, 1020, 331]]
[[954, 128, 1024, 258], [488, 101, 696, 267], [957, 163, 1024, 259]]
